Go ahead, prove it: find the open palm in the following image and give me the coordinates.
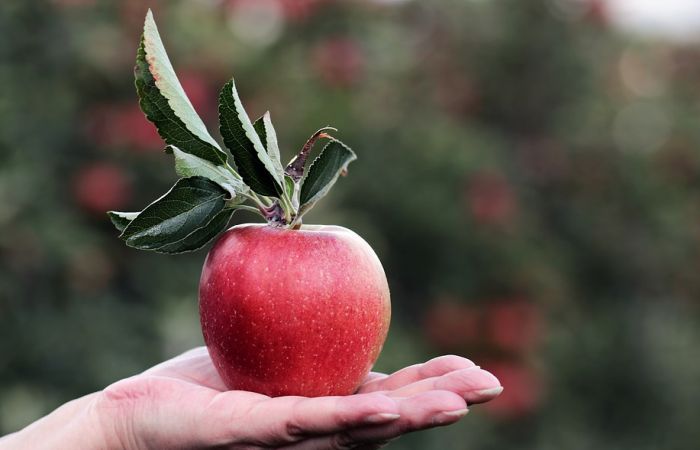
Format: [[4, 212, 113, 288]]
[[97, 347, 502, 449]]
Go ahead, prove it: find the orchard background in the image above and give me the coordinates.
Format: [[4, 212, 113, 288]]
[[2, 0, 700, 448]]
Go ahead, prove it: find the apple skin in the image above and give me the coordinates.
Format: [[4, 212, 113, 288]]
[[199, 223, 391, 397]]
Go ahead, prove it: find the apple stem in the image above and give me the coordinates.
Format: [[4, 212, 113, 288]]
[[232, 204, 263, 215], [262, 201, 287, 226], [242, 192, 269, 212]]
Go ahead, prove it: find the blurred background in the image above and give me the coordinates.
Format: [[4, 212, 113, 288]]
[[2, 0, 700, 448]]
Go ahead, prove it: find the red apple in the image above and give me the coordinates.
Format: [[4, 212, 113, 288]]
[[73, 162, 132, 215], [279, 0, 326, 21], [312, 37, 365, 88], [486, 298, 543, 354], [199, 223, 391, 397], [84, 104, 162, 152], [464, 171, 518, 227], [424, 299, 480, 350], [585, 0, 608, 27], [482, 361, 543, 419]]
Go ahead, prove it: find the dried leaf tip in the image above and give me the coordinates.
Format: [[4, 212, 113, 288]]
[[285, 127, 338, 181]]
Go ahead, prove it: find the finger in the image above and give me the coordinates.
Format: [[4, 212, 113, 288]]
[[212, 391, 401, 447], [346, 390, 469, 439], [358, 355, 475, 394], [386, 366, 503, 405], [280, 390, 467, 450]]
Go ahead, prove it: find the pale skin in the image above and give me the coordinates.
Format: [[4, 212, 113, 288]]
[[0, 347, 503, 450]]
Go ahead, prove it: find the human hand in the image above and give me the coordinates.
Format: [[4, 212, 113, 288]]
[[96, 347, 502, 449], [2, 347, 502, 449]]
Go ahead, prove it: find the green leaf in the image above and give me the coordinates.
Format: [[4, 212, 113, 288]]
[[107, 211, 139, 233], [252, 112, 283, 184], [253, 114, 266, 148], [298, 139, 357, 217], [120, 176, 230, 252], [262, 111, 283, 174], [156, 208, 234, 254], [135, 10, 227, 165], [218, 79, 283, 196], [166, 145, 245, 197], [284, 175, 295, 199]]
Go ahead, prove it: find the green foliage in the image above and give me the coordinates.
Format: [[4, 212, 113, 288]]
[[167, 146, 243, 196], [107, 211, 138, 233], [262, 112, 284, 176], [135, 11, 226, 165], [252, 114, 267, 148], [298, 140, 357, 218], [119, 177, 231, 253], [127, 10, 357, 251], [157, 208, 235, 254], [218, 79, 281, 197]]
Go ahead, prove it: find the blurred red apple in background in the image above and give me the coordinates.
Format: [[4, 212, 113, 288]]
[[585, 0, 608, 26], [84, 104, 162, 152], [84, 74, 212, 151], [178, 71, 216, 121], [279, 0, 326, 21], [483, 361, 543, 419], [424, 299, 480, 350], [312, 37, 365, 88], [486, 298, 543, 353], [73, 162, 131, 214], [465, 171, 518, 227]]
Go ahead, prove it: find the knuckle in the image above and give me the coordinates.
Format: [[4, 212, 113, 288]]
[[101, 378, 146, 404], [284, 420, 306, 441], [101, 376, 173, 407], [97, 379, 147, 425], [330, 431, 356, 450], [396, 415, 421, 433], [276, 398, 307, 444], [423, 355, 468, 373], [323, 398, 348, 428]]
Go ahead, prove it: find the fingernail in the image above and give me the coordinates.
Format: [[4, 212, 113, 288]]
[[475, 386, 504, 397], [364, 413, 401, 424], [465, 386, 504, 405], [431, 408, 469, 425]]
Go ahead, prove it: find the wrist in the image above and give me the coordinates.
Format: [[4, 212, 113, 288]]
[[1, 392, 117, 450]]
